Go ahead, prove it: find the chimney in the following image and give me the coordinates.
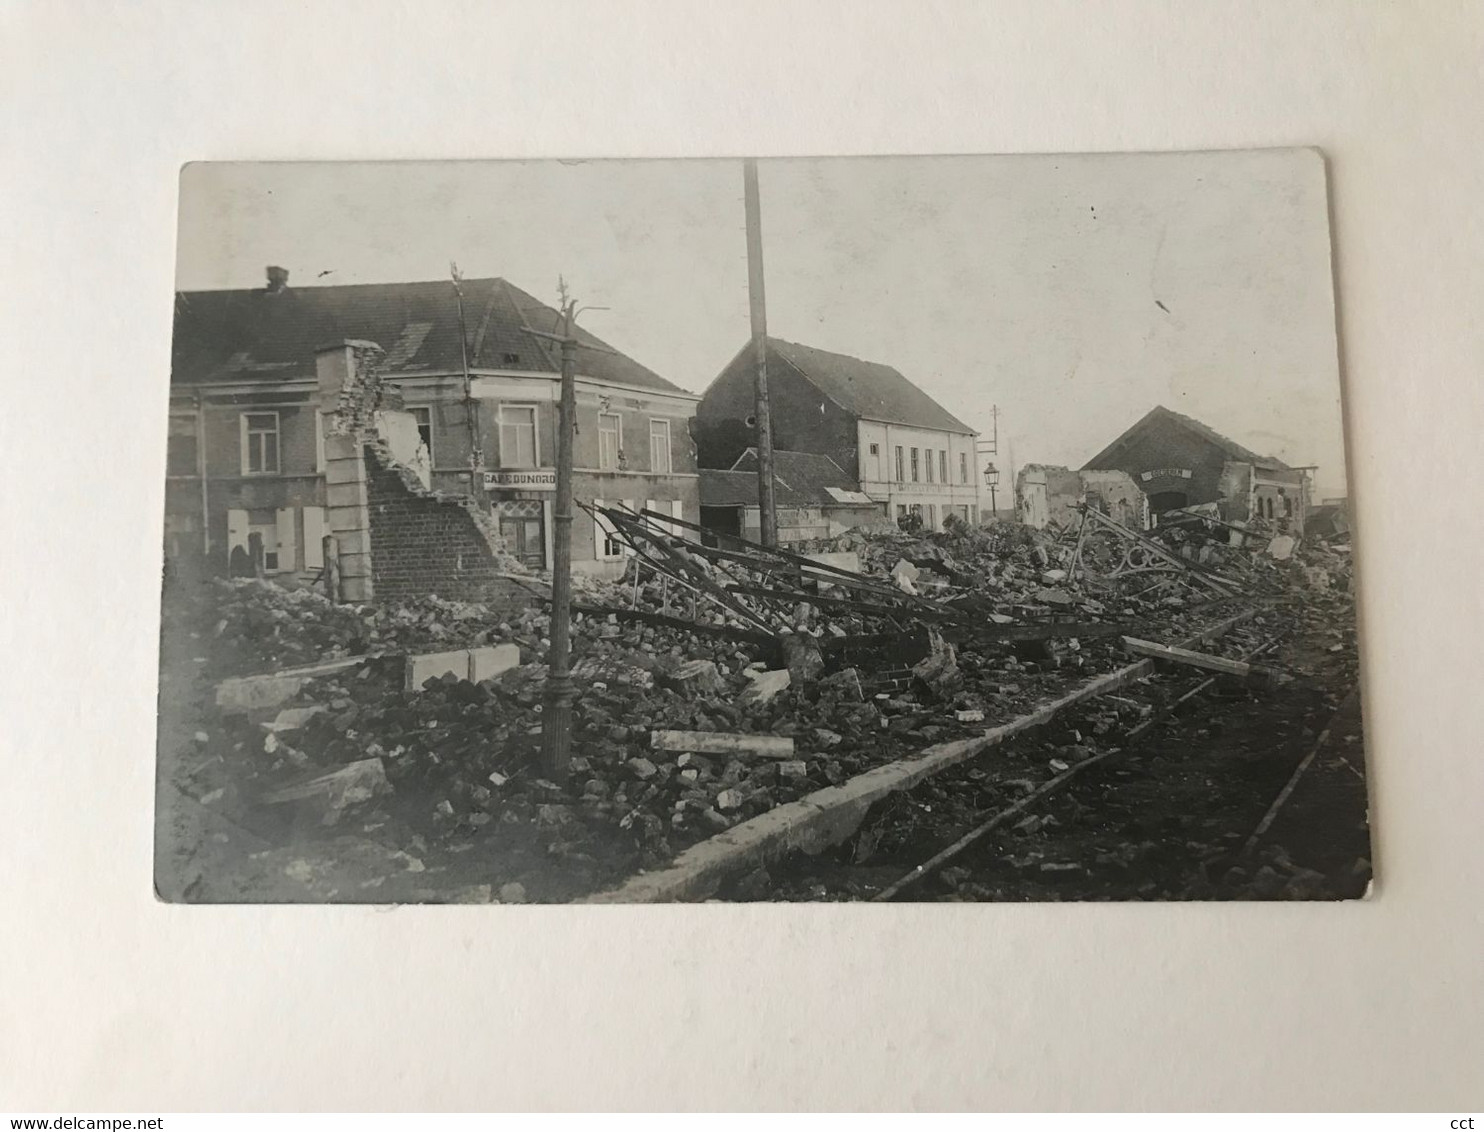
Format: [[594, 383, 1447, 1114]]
[[265, 265, 289, 293]]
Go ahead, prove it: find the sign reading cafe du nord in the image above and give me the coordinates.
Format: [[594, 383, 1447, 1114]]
[[483, 469, 557, 491]]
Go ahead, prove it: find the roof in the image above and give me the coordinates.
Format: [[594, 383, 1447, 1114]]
[[764, 337, 976, 435], [700, 448, 881, 509], [1082, 405, 1291, 472], [171, 275, 686, 394]]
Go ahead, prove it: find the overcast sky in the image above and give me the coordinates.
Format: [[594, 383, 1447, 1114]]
[[177, 150, 1348, 495]]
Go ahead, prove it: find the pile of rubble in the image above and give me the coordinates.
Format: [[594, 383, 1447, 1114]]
[[168, 506, 1355, 899], [166, 578, 543, 678]]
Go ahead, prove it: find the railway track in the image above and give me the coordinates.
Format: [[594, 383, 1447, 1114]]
[[758, 612, 1368, 902]]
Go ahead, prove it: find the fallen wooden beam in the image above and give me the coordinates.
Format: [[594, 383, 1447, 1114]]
[[650, 730, 795, 758], [1121, 636, 1291, 685]]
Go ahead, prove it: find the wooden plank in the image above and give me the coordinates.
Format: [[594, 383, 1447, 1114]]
[[1121, 636, 1290, 684], [649, 730, 796, 758]]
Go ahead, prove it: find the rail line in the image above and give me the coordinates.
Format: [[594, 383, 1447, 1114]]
[[868, 628, 1295, 901]]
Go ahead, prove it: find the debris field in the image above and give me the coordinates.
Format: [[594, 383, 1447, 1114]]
[[156, 506, 1363, 903]]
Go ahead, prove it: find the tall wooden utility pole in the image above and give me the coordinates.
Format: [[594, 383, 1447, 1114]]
[[743, 159, 779, 547], [521, 279, 613, 779], [451, 263, 482, 472]]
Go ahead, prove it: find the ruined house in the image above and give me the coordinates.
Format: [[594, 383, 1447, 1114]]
[[1016, 465, 1148, 531], [1081, 405, 1311, 533], [165, 269, 701, 583]]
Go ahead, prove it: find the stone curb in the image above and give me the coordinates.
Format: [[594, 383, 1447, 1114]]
[[581, 607, 1257, 903]]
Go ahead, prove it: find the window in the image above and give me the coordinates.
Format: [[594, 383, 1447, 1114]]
[[598, 412, 622, 470], [910, 447, 920, 483], [499, 404, 538, 468], [594, 498, 634, 560], [241, 412, 279, 475], [167, 415, 198, 476], [231, 507, 288, 573], [868, 443, 879, 456], [896, 504, 908, 519], [924, 448, 934, 483], [649, 418, 671, 474], [959, 452, 968, 484], [410, 406, 433, 464], [939, 450, 948, 483], [894, 446, 904, 482]]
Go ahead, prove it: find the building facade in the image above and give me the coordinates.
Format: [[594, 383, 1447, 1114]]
[[698, 448, 884, 546], [167, 270, 699, 582], [694, 337, 983, 531]]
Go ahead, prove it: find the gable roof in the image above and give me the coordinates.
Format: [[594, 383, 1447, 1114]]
[[764, 337, 976, 435], [700, 448, 880, 509], [1082, 405, 1291, 472], [171, 275, 686, 394]]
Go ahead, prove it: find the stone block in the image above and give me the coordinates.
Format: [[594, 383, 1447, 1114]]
[[405, 649, 471, 690], [326, 481, 369, 510], [327, 504, 369, 533], [468, 643, 520, 682], [333, 527, 371, 556]]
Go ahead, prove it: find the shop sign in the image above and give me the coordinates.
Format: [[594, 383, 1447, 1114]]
[[483, 469, 556, 491], [1139, 468, 1193, 482]]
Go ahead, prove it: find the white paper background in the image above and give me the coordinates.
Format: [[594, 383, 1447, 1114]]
[[3, 0, 1481, 1112]]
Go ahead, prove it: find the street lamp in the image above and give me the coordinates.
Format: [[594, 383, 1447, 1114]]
[[984, 462, 1000, 518]]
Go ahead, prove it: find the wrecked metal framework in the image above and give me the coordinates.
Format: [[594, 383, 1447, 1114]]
[[577, 502, 1137, 665]]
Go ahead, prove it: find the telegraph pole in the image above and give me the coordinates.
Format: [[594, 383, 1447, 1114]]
[[451, 263, 482, 472], [743, 158, 779, 547], [521, 279, 614, 780]]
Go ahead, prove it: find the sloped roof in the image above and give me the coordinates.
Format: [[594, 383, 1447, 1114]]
[[766, 337, 976, 435], [700, 448, 880, 509], [171, 275, 685, 393], [1082, 405, 1291, 472]]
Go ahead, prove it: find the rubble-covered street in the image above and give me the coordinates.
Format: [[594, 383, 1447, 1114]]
[[155, 508, 1365, 904]]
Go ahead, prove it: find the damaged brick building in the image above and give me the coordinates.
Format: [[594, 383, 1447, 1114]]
[[1081, 405, 1311, 533], [165, 269, 701, 583]]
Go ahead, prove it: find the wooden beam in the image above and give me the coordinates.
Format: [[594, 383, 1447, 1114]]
[[1121, 636, 1291, 685], [650, 730, 796, 758]]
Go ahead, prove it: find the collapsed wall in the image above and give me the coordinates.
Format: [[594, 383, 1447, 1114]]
[[1079, 469, 1147, 530], [1017, 465, 1150, 531], [365, 445, 537, 609], [316, 338, 540, 610]]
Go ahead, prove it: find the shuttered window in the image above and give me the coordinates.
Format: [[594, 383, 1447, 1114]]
[[241, 412, 280, 475], [499, 404, 538, 468], [599, 413, 621, 470], [649, 419, 671, 474]]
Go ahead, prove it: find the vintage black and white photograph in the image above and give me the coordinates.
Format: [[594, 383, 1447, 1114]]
[[156, 151, 1367, 904]]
